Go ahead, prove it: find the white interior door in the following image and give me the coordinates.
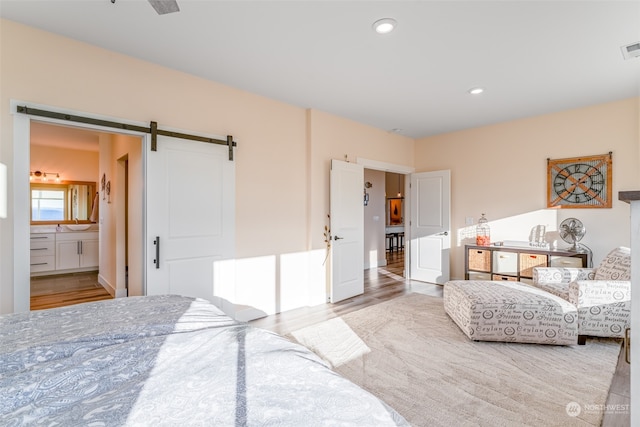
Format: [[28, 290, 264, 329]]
[[146, 135, 235, 301], [409, 170, 451, 284], [330, 159, 364, 303]]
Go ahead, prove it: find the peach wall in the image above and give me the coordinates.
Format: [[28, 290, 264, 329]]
[[95, 133, 143, 299], [30, 146, 98, 183], [415, 97, 640, 280], [308, 109, 414, 252], [0, 19, 412, 313]]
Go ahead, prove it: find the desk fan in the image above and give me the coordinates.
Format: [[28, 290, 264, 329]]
[[558, 218, 586, 251]]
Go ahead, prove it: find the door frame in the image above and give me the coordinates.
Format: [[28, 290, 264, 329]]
[[356, 158, 414, 277], [10, 100, 148, 312]]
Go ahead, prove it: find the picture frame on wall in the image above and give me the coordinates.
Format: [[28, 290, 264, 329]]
[[388, 198, 403, 225], [547, 152, 612, 209]]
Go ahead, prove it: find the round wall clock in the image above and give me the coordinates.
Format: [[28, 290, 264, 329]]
[[547, 153, 612, 208]]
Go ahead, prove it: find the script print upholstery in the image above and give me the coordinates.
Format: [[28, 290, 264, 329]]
[[532, 267, 595, 300], [444, 280, 578, 345], [0, 295, 408, 426], [532, 247, 631, 338]]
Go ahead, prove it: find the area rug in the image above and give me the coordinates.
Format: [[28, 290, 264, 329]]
[[289, 293, 621, 427]]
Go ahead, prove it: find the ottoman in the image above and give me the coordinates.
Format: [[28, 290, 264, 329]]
[[444, 280, 578, 345]]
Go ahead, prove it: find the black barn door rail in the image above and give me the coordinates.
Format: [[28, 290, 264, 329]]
[[16, 105, 237, 161]]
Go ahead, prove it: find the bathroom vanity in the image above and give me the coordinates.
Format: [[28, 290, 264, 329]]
[[30, 226, 98, 276]]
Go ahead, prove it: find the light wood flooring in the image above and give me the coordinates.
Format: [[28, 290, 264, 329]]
[[251, 250, 630, 427], [30, 271, 112, 311], [251, 249, 442, 335]]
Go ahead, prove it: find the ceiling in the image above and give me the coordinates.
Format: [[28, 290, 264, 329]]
[[2, 0, 639, 140], [30, 122, 100, 152]]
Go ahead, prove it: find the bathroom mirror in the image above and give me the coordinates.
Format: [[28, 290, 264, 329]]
[[30, 181, 97, 224]]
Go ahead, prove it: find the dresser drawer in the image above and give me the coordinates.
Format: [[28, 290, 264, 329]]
[[30, 233, 55, 243], [519, 253, 548, 278], [492, 274, 518, 282], [550, 256, 583, 268], [30, 241, 55, 257], [493, 251, 518, 275], [468, 249, 491, 272], [30, 255, 56, 273]]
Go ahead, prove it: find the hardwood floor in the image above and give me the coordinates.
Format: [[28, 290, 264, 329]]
[[251, 249, 630, 427], [251, 250, 442, 336], [30, 271, 112, 311]]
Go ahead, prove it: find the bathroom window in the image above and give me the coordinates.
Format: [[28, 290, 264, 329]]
[[31, 186, 66, 221]]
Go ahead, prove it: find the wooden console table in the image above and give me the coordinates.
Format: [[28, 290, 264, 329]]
[[465, 244, 591, 284]]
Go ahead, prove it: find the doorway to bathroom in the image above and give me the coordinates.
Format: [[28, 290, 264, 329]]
[[28, 121, 141, 309]]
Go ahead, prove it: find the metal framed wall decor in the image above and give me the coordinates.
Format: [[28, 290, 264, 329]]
[[547, 152, 612, 208]]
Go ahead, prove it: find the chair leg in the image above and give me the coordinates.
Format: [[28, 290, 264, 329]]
[[577, 335, 587, 345]]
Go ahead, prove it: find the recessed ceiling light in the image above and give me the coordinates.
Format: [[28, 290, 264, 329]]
[[372, 18, 397, 34], [468, 87, 484, 95]]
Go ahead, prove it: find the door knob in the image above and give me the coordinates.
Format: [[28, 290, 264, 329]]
[[333, 236, 344, 240]]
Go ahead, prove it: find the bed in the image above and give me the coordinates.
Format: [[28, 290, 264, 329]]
[[1, 295, 408, 426]]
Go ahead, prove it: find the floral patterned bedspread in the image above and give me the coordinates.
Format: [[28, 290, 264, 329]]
[[1, 295, 407, 426]]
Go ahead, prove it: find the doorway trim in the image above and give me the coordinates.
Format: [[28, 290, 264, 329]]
[[356, 158, 415, 175], [356, 158, 415, 278], [10, 99, 150, 312]]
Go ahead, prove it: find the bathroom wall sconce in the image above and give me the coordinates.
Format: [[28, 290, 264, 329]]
[[0, 162, 7, 219], [30, 170, 61, 183]]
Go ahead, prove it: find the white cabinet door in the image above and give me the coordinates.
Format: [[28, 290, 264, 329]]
[[80, 239, 99, 268], [56, 233, 99, 271], [56, 241, 80, 270]]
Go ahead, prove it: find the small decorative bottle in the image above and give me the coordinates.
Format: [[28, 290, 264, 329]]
[[476, 214, 490, 246]]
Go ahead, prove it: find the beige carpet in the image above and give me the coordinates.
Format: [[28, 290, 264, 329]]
[[290, 293, 621, 427]]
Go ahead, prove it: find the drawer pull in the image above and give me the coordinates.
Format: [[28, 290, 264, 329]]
[[30, 262, 49, 266], [30, 247, 49, 251], [30, 236, 49, 240]]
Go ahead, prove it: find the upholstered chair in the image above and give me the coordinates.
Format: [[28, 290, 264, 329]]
[[532, 247, 631, 344]]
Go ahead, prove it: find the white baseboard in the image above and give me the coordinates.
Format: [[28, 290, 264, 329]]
[[365, 258, 388, 270], [98, 274, 116, 297]]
